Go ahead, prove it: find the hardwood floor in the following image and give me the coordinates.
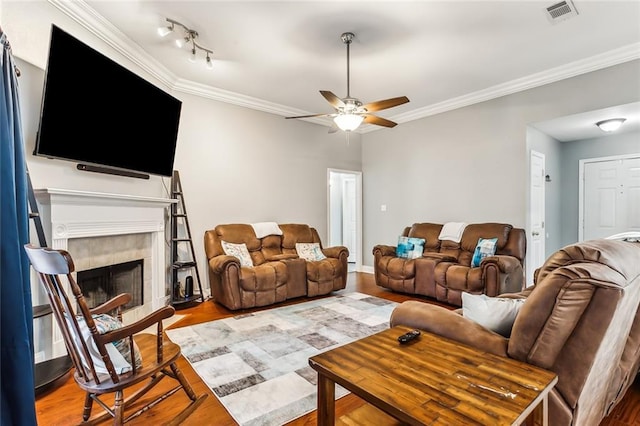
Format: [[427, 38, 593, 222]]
[[35, 272, 640, 425]]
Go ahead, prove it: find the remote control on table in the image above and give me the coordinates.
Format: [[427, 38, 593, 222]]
[[398, 329, 421, 344]]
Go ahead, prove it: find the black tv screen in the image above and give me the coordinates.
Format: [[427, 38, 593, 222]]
[[34, 25, 182, 177]]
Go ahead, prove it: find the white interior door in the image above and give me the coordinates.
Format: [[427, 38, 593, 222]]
[[582, 155, 640, 240], [342, 177, 356, 263], [528, 150, 545, 287]]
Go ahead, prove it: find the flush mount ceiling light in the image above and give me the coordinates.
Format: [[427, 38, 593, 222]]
[[157, 18, 214, 70], [596, 118, 626, 132]]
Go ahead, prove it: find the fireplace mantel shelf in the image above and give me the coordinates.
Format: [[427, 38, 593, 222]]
[[34, 188, 177, 207]]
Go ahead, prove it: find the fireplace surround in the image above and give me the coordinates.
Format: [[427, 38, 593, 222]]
[[33, 188, 176, 358]]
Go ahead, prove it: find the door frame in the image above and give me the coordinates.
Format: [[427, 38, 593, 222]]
[[578, 153, 640, 241], [527, 150, 545, 287], [327, 168, 363, 271]]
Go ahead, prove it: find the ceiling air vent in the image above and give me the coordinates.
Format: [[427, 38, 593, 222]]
[[545, 0, 578, 24]]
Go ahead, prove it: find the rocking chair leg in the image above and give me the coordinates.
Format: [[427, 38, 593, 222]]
[[83, 393, 94, 421], [170, 362, 197, 401], [114, 390, 124, 426]]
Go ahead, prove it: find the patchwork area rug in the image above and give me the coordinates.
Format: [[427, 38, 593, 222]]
[[165, 292, 398, 426]]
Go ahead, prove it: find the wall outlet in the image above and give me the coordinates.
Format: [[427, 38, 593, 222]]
[[381, 204, 387, 212]]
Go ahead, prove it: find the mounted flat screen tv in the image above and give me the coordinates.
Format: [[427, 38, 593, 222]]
[[34, 25, 182, 178]]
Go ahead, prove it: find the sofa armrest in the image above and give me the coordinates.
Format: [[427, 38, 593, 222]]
[[323, 245, 349, 260], [372, 244, 396, 257], [481, 255, 521, 273], [481, 255, 524, 296], [208, 254, 241, 273], [390, 300, 509, 356]]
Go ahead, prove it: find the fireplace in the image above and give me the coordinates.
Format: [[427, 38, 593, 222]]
[[33, 188, 176, 359], [78, 259, 144, 310]]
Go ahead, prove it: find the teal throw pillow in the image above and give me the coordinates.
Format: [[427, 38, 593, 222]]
[[471, 237, 498, 267], [396, 236, 426, 260]]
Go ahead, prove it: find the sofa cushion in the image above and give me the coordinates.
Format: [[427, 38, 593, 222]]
[[396, 236, 425, 259], [296, 242, 326, 261], [471, 237, 498, 267], [462, 292, 525, 337], [221, 241, 254, 268]]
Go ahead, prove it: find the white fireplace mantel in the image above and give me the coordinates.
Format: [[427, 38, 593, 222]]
[[34, 188, 177, 241], [34, 188, 177, 358]]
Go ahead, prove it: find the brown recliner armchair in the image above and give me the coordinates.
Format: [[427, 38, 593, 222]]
[[390, 238, 640, 426], [373, 222, 526, 306]]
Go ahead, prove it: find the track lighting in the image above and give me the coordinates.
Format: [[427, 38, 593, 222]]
[[157, 18, 214, 70]]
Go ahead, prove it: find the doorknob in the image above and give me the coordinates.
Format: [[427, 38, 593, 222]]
[[532, 231, 540, 236]]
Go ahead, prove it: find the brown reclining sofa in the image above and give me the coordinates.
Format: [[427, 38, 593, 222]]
[[204, 223, 348, 310], [373, 222, 526, 306]]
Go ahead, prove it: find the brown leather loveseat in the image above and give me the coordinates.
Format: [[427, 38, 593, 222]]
[[204, 223, 348, 310], [390, 238, 640, 426], [373, 222, 526, 306]]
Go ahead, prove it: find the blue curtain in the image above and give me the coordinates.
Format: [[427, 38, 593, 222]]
[[0, 27, 37, 425]]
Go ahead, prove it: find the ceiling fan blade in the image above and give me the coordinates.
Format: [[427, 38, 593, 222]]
[[328, 122, 339, 133], [285, 113, 332, 119], [320, 90, 345, 109], [363, 114, 397, 128], [362, 96, 410, 112]]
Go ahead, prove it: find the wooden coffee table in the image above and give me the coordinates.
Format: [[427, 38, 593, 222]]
[[309, 325, 558, 425]]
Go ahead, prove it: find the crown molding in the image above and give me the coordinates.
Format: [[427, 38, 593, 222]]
[[53, 1, 640, 134], [382, 42, 640, 131]]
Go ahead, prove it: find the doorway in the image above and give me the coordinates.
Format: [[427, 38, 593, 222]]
[[328, 169, 362, 272]]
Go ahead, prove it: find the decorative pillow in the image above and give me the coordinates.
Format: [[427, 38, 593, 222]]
[[221, 241, 254, 268], [461, 292, 525, 337], [471, 237, 498, 267], [296, 242, 327, 261], [396, 236, 426, 259], [74, 313, 143, 374]]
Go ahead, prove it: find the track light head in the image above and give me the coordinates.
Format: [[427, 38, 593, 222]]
[[157, 22, 173, 37]]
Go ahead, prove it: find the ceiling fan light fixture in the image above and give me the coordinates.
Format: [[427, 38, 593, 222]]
[[334, 113, 364, 132], [596, 118, 626, 132]]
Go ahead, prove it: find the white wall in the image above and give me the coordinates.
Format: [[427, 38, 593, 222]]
[[5, 0, 640, 276], [9, 3, 362, 299], [361, 60, 640, 266]]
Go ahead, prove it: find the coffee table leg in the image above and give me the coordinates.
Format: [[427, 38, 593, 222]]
[[316, 373, 335, 426], [530, 394, 549, 426]]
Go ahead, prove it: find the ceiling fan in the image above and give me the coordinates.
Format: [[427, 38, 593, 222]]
[[286, 32, 409, 132]]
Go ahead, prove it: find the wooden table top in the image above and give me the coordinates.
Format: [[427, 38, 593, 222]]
[[309, 325, 558, 425]]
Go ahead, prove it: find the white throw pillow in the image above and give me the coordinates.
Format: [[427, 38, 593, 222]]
[[461, 292, 525, 337], [295, 242, 327, 261], [221, 241, 254, 268], [72, 313, 143, 374]]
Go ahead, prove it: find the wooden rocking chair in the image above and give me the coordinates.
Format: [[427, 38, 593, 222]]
[[24, 244, 207, 425]]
